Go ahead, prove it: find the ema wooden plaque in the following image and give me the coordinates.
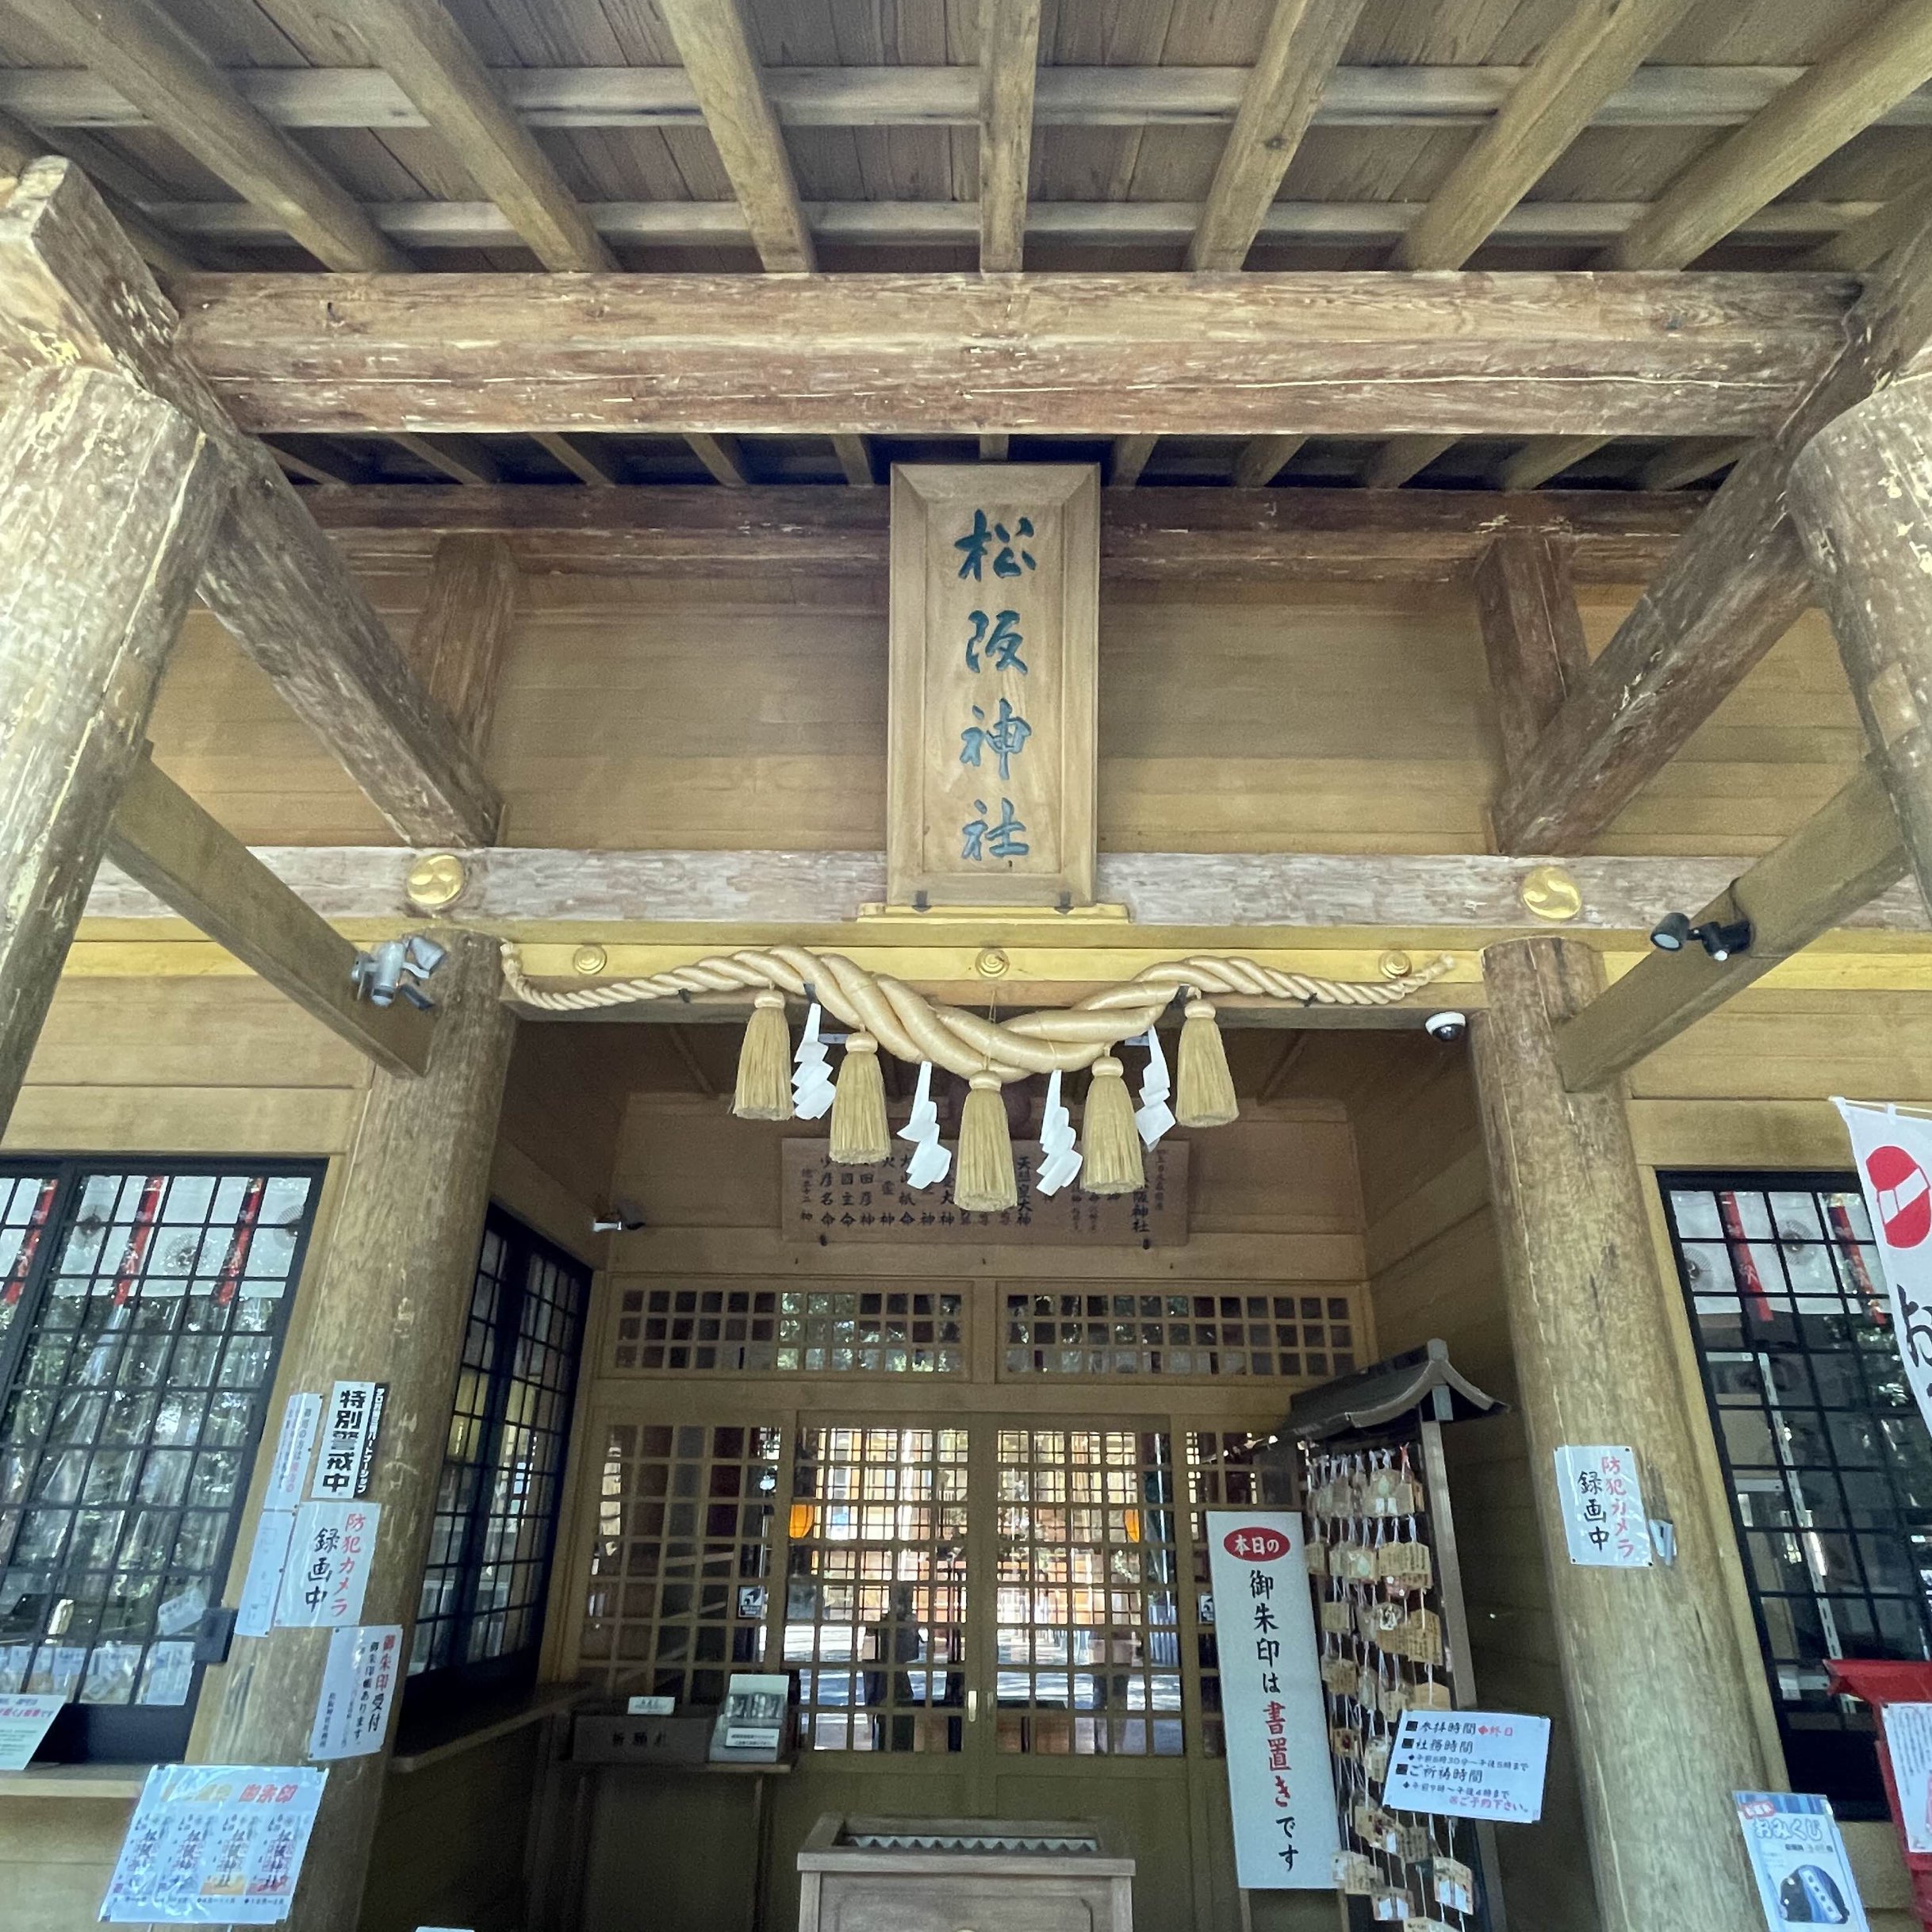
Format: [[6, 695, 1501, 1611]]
[[887, 465, 1098, 907], [782, 1140, 1187, 1246]]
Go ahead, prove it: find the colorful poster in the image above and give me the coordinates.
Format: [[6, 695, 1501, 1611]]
[[1834, 1102, 1932, 1442], [0, 1692, 64, 1769], [1553, 1445, 1651, 1567], [1881, 1703, 1932, 1854], [1381, 1708, 1551, 1823], [310, 1381, 386, 1501], [274, 1501, 380, 1628], [1205, 1511, 1340, 1889], [100, 1764, 328, 1925], [1735, 1792, 1869, 1932], [307, 1625, 402, 1761]]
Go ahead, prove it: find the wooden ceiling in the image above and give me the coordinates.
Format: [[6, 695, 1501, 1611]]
[[3, 0, 1930, 489]]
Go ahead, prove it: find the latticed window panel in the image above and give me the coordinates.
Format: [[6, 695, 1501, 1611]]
[[0, 1165, 317, 1739], [581, 1422, 780, 1708], [1185, 1430, 1281, 1759], [1002, 1289, 1359, 1379], [786, 1424, 968, 1753], [611, 1284, 965, 1375], [1664, 1171, 1923, 1817], [994, 1426, 1183, 1756], [413, 1213, 588, 1681]]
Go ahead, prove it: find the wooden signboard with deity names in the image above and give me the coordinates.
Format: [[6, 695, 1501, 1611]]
[[783, 1140, 1187, 1245], [887, 465, 1099, 907]]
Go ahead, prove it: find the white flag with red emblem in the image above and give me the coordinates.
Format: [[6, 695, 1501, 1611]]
[[1834, 1099, 1932, 1439]]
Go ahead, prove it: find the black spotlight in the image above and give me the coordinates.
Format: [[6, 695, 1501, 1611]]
[[1695, 916, 1754, 963], [1650, 910, 1692, 952]]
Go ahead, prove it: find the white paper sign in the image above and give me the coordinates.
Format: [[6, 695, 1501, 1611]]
[[627, 1695, 676, 1716], [1736, 1792, 1869, 1932], [235, 1508, 297, 1639], [310, 1381, 385, 1501], [1554, 1445, 1651, 1566], [308, 1625, 403, 1761], [265, 1393, 322, 1510], [1205, 1511, 1340, 1889], [101, 1764, 328, 1924], [1382, 1708, 1551, 1823], [0, 1692, 64, 1769], [1882, 1702, 1932, 1853], [1834, 1102, 1932, 1443], [275, 1501, 380, 1628]]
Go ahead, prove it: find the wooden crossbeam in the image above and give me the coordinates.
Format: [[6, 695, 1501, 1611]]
[[1554, 763, 1908, 1091], [1604, 2, 1932, 270], [300, 485, 1700, 583], [106, 754, 433, 1077], [1188, 0, 1368, 271], [26, 0, 402, 272], [0, 159, 497, 845], [979, 0, 1041, 273], [167, 271, 1852, 442], [8, 63, 1932, 134]]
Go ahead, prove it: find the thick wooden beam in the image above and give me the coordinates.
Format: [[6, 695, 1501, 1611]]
[[1554, 763, 1907, 1090], [978, 0, 1041, 273], [0, 159, 499, 844], [1474, 936, 1775, 1932], [25, 0, 402, 272], [106, 755, 433, 1076], [191, 931, 512, 1932], [1187, 0, 1369, 270], [332, 0, 612, 272], [655, 0, 813, 273], [9, 63, 1932, 136], [0, 366, 224, 1128], [1603, 1, 1932, 269], [1474, 534, 1589, 774], [167, 270, 1853, 442], [402, 534, 519, 752], [304, 483, 1702, 582], [82, 844, 1932, 936], [1394, 0, 1698, 271]]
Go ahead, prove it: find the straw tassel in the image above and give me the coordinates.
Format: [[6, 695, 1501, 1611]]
[[955, 1070, 1018, 1213], [733, 989, 793, 1121], [829, 1033, 891, 1163], [1080, 1055, 1145, 1195], [1175, 995, 1240, 1128]]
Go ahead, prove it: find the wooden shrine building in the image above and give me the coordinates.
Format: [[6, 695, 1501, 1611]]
[[10, 0, 1932, 1928]]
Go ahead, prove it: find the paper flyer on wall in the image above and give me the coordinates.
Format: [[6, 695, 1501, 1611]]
[[274, 1500, 380, 1628], [308, 1625, 403, 1761], [1735, 1792, 1869, 1932], [0, 1692, 64, 1770], [99, 1764, 328, 1925]]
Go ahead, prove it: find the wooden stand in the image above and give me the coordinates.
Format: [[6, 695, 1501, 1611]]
[[1471, 937, 1772, 1932]]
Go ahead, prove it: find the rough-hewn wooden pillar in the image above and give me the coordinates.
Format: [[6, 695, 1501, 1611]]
[[0, 362, 222, 1128], [1788, 373, 1932, 914], [191, 930, 516, 1932], [1473, 937, 1771, 1932]]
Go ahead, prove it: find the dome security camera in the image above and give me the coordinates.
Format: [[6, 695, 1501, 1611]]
[[1424, 1010, 1468, 1043]]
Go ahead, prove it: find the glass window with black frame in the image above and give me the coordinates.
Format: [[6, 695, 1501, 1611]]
[[1662, 1171, 1932, 1817], [0, 1160, 321, 1762], [404, 1208, 588, 1731]]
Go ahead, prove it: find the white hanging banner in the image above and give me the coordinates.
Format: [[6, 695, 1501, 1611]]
[[1205, 1511, 1340, 1889], [1834, 1100, 1932, 1441]]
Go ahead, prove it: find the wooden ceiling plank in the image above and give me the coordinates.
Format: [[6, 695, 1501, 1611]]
[[1187, 0, 1370, 271], [1363, 435, 1455, 490], [0, 107, 197, 277], [532, 430, 619, 486], [1602, 0, 1932, 270], [979, 0, 1043, 273], [1394, 0, 1700, 272], [1231, 435, 1305, 488], [0, 158, 496, 845], [331, 0, 613, 273], [655, 0, 815, 273], [1639, 436, 1754, 493], [24, 0, 403, 272]]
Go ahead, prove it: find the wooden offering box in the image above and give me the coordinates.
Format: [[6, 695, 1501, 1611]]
[[796, 1815, 1134, 1932]]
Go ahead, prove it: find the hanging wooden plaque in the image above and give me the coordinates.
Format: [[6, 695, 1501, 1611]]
[[887, 465, 1099, 907]]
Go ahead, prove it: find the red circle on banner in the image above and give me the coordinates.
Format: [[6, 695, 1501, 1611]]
[[1222, 1527, 1290, 1562], [1867, 1144, 1932, 1249]]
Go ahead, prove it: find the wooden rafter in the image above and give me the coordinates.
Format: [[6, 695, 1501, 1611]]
[[1231, 436, 1305, 489], [1364, 437, 1453, 491], [266, 440, 370, 489], [25, 0, 402, 273], [1499, 436, 1606, 492], [979, 0, 1042, 274], [0, 159, 497, 845], [532, 431, 619, 488], [167, 270, 1851, 442], [393, 432, 500, 488], [1639, 437, 1754, 493]]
